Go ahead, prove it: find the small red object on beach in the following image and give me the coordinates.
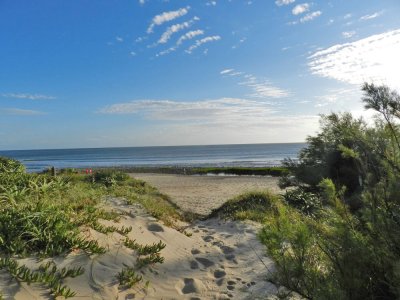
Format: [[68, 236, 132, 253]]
[[89, 169, 92, 174], [86, 169, 89, 174]]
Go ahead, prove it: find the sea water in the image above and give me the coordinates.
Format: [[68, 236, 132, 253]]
[[0, 143, 306, 173]]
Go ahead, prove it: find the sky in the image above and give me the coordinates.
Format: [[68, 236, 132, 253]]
[[1, 0, 400, 150]]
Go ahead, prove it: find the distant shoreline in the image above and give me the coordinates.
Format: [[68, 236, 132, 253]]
[[53, 165, 289, 177]]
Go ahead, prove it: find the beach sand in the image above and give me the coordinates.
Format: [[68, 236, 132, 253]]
[[0, 175, 302, 300], [129, 173, 282, 215], [1, 197, 284, 300]]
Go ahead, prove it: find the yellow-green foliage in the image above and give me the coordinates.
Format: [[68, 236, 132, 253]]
[[209, 190, 280, 222]]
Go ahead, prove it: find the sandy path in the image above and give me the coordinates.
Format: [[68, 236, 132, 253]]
[[129, 173, 281, 215], [1, 197, 282, 300]]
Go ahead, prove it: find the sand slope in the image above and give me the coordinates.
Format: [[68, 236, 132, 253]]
[[0, 197, 283, 299], [129, 173, 281, 215]]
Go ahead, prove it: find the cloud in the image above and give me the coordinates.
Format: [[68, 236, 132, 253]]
[[115, 36, 123, 42], [342, 31, 356, 38], [292, 3, 309, 15], [177, 30, 204, 45], [360, 11, 383, 21], [221, 70, 290, 98], [156, 30, 204, 57], [343, 13, 352, 19], [300, 11, 321, 23], [99, 98, 317, 144], [308, 29, 400, 90], [220, 69, 234, 75], [314, 88, 360, 108], [275, 0, 295, 6], [185, 36, 221, 54], [241, 77, 290, 98], [99, 98, 276, 120], [0, 108, 45, 115], [2, 93, 56, 100], [157, 17, 199, 44], [147, 7, 190, 33], [138, 0, 146, 4]]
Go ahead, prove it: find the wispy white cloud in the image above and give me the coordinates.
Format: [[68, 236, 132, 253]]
[[275, 0, 295, 6], [99, 97, 317, 144], [2, 93, 56, 100], [0, 108, 45, 115], [292, 3, 309, 15], [147, 7, 190, 33], [177, 30, 204, 45], [240, 77, 290, 98], [300, 11, 321, 23], [360, 11, 383, 21], [206, 1, 217, 6], [314, 88, 360, 108], [343, 13, 352, 19], [220, 69, 234, 75], [99, 98, 276, 120], [342, 31, 356, 38], [220, 69, 290, 98], [157, 17, 199, 44], [308, 29, 400, 90], [138, 0, 146, 5], [156, 30, 204, 57], [185, 35, 221, 54], [115, 36, 124, 42]]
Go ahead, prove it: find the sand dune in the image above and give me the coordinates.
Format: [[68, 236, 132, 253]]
[[0, 197, 285, 299]]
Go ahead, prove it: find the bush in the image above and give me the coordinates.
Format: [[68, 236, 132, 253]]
[[260, 84, 400, 299], [0, 156, 25, 174], [90, 170, 130, 187], [283, 188, 321, 216]]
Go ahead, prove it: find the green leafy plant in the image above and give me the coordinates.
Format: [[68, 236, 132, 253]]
[[117, 267, 143, 288]]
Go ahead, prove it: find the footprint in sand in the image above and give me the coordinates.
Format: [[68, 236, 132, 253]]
[[225, 254, 236, 261], [202, 235, 214, 242], [178, 278, 205, 294], [190, 260, 199, 269], [191, 248, 201, 255], [214, 269, 226, 279], [147, 223, 164, 232], [195, 257, 215, 268], [220, 246, 234, 254]]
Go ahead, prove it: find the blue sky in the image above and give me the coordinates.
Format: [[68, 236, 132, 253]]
[[1, 0, 399, 150]]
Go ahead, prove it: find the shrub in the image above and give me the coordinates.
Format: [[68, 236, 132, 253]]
[[0, 156, 25, 173], [283, 188, 321, 217]]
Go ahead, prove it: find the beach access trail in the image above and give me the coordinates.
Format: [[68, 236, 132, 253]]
[[129, 173, 281, 216]]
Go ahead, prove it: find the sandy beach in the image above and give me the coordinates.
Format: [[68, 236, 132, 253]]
[[129, 173, 281, 216], [1, 197, 283, 300]]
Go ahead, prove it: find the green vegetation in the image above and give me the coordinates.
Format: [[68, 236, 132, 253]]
[[117, 267, 143, 288], [0, 258, 84, 298], [103, 166, 288, 177], [0, 158, 179, 298], [190, 166, 289, 177], [272, 83, 400, 299], [212, 84, 400, 299], [210, 191, 280, 222]]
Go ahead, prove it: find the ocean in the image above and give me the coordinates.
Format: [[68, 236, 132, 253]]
[[0, 143, 306, 173]]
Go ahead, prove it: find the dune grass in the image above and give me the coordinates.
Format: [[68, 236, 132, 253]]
[[0, 157, 181, 298], [209, 190, 281, 222]]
